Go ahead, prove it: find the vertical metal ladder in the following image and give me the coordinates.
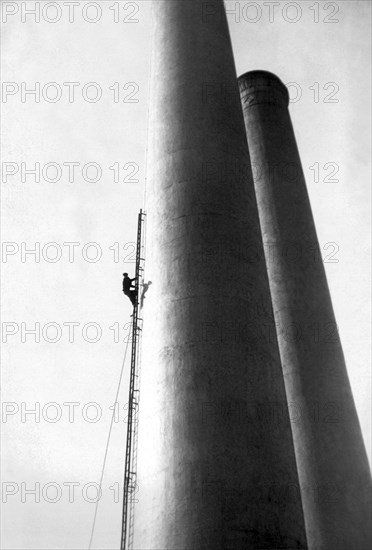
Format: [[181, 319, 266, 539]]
[[120, 209, 146, 550]]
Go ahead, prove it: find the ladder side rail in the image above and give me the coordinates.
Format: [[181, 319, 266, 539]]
[[127, 211, 146, 549]]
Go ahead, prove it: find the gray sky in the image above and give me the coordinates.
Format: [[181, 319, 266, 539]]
[[1, 1, 371, 549]]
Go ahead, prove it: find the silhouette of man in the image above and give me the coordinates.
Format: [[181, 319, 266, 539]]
[[122, 272, 137, 306]]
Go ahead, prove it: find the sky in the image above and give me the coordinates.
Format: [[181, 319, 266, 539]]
[[1, 1, 371, 549]]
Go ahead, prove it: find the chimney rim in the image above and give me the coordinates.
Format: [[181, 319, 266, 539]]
[[237, 70, 289, 107]]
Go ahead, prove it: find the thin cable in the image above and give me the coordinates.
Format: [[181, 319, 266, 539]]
[[88, 328, 132, 550], [142, 3, 154, 211]]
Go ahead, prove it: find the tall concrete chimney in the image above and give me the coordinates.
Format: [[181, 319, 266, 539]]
[[238, 70, 372, 550], [134, 4, 307, 550]]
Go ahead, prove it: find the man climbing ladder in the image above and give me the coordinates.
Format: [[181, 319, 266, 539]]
[[122, 272, 137, 306]]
